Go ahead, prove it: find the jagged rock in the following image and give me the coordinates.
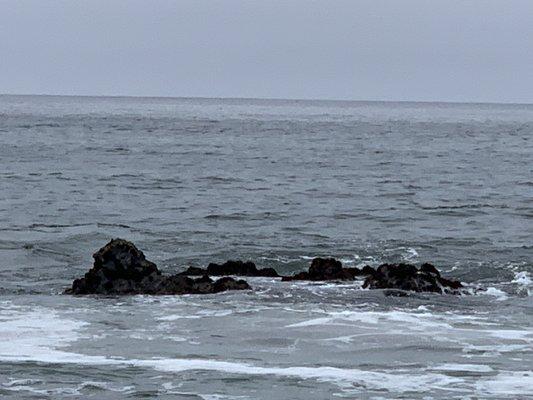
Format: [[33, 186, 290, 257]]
[[420, 263, 440, 276], [281, 257, 374, 281], [363, 263, 463, 294], [66, 239, 251, 295], [180, 260, 279, 277], [361, 265, 377, 276]]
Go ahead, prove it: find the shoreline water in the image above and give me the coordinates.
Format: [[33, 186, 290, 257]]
[[0, 95, 531, 399]]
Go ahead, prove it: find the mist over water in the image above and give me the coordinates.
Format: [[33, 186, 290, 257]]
[[0, 95, 532, 399]]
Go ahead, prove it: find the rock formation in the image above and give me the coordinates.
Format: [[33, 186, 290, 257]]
[[65, 240, 463, 296], [180, 260, 279, 277], [281, 258, 462, 294], [66, 239, 250, 295], [281, 257, 372, 281], [362, 263, 463, 294]]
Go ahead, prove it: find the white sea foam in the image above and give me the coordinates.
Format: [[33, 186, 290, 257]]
[[404, 247, 419, 261], [488, 329, 533, 341], [0, 308, 87, 358], [2, 384, 79, 396], [3, 379, 135, 396], [462, 343, 531, 354], [0, 306, 463, 394], [143, 360, 463, 393], [285, 310, 453, 330], [157, 309, 234, 321], [431, 363, 493, 373], [4, 379, 43, 387], [484, 287, 509, 301], [475, 371, 533, 396], [513, 271, 532, 285], [512, 271, 532, 296], [77, 381, 135, 393], [1, 305, 531, 397]]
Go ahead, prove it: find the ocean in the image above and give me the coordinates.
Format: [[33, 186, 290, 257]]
[[0, 94, 531, 399]]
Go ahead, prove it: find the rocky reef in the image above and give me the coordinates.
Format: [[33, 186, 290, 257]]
[[65, 239, 250, 295], [180, 260, 279, 277], [281, 257, 462, 294], [362, 262, 463, 294], [66, 239, 463, 296]]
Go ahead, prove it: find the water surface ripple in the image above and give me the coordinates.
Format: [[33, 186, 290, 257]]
[[0, 95, 532, 399]]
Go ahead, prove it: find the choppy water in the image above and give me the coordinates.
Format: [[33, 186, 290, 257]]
[[0, 95, 532, 399]]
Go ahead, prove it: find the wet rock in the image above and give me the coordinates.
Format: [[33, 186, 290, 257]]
[[66, 239, 251, 295], [281, 271, 310, 281], [363, 263, 463, 294], [420, 263, 440, 276], [281, 258, 374, 281], [213, 276, 251, 292], [361, 265, 378, 276], [309, 258, 344, 278], [151, 274, 250, 295], [180, 260, 279, 277]]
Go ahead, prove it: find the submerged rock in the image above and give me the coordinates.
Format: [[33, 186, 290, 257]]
[[363, 263, 463, 294], [281, 257, 373, 281], [180, 260, 279, 277], [66, 239, 250, 295]]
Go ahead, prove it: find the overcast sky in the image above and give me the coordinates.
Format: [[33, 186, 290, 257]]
[[1, 0, 533, 103]]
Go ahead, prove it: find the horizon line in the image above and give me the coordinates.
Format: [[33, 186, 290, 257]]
[[1, 92, 533, 107]]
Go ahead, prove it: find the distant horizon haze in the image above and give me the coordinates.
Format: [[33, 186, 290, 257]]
[[2, 0, 533, 104], [2, 93, 533, 107]]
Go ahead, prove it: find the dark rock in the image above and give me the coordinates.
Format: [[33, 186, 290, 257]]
[[281, 271, 310, 281], [180, 260, 280, 277], [153, 274, 251, 295], [68, 238, 160, 295], [420, 263, 440, 276], [363, 263, 463, 294], [208, 260, 257, 275], [213, 277, 251, 293], [66, 239, 251, 295], [361, 265, 377, 276], [438, 276, 463, 290], [254, 267, 280, 277], [308, 258, 343, 279], [282, 258, 374, 281]]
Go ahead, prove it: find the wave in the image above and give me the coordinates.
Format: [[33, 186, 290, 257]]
[[1, 303, 532, 397]]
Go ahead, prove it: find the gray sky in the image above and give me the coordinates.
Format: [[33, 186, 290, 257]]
[[1, 0, 533, 103]]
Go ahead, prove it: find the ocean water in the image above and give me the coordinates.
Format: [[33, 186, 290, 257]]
[[0, 94, 532, 399]]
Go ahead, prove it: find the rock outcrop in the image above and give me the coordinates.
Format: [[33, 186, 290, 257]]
[[281, 257, 372, 281], [180, 260, 279, 277], [281, 258, 462, 294], [66, 239, 250, 295], [362, 263, 463, 294], [65, 240, 462, 296]]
